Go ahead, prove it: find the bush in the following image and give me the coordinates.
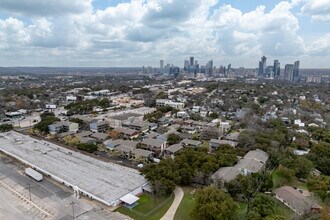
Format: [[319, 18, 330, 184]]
[[76, 143, 98, 153], [0, 124, 13, 132]]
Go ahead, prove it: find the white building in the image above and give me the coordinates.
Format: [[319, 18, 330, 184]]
[[156, 99, 185, 110]]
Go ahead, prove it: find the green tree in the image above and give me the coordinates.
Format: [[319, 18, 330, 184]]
[[250, 193, 275, 217], [76, 143, 98, 153], [192, 186, 237, 220], [209, 112, 219, 119], [34, 116, 60, 133], [0, 124, 13, 132], [307, 175, 330, 202], [308, 142, 330, 175], [280, 156, 314, 179], [167, 133, 181, 145]]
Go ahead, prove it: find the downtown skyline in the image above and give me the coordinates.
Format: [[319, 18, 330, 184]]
[[0, 0, 330, 68]]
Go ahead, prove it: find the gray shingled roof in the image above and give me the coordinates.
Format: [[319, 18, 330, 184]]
[[274, 186, 321, 215], [181, 139, 201, 146], [132, 149, 153, 157], [165, 144, 184, 154], [244, 149, 269, 164], [142, 138, 165, 147]]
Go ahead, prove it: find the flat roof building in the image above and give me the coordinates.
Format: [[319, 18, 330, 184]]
[[0, 131, 148, 207]]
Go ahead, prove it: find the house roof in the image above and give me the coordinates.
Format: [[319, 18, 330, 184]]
[[212, 167, 241, 183], [132, 148, 153, 157], [142, 138, 165, 147], [110, 113, 141, 121], [181, 139, 201, 146], [115, 145, 133, 153], [75, 131, 93, 138], [244, 149, 269, 164], [108, 139, 138, 148], [90, 132, 109, 140], [236, 158, 264, 173], [72, 115, 95, 123], [114, 127, 139, 136], [165, 144, 184, 154], [210, 139, 238, 147], [225, 132, 240, 141], [58, 131, 76, 138], [274, 186, 321, 215]]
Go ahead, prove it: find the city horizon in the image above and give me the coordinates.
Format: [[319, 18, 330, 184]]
[[0, 0, 329, 68]]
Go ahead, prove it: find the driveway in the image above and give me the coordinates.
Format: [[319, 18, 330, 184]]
[[160, 186, 184, 220]]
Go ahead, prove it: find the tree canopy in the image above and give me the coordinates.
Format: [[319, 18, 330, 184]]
[[192, 186, 237, 220]]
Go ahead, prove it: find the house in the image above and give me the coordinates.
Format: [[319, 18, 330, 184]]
[[131, 149, 154, 162], [294, 119, 305, 127], [176, 111, 189, 118], [164, 144, 184, 156], [141, 138, 166, 155], [158, 117, 170, 127], [116, 145, 134, 159], [181, 125, 197, 134], [274, 186, 321, 216], [90, 132, 109, 141], [75, 131, 93, 139], [122, 121, 156, 133], [181, 139, 202, 148], [48, 121, 79, 135], [113, 127, 139, 139], [224, 132, 240, 142], [104, 139, 137, 150], [201, 126, 222, 140], [212, 149, 269, 186], [90, 120, 109, 133], [209, 139, 238, 148]]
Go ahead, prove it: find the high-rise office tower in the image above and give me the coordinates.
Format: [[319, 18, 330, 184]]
[[273, 60, 280, 79], [284, 64, 294, 81], [266, 66, 274, 79], [189, 57, 194, 66], [160, 60, 164, 69], [258, 56, 267, 79], [293, 61, 300, 82], [184, 60, 189, 71]]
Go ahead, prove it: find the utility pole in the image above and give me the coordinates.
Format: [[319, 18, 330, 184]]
[[70, 201, 75, 220], [26, 183, 31, 201]]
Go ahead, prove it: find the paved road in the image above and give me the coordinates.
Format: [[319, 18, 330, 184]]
[[160, 186, 183, 220]]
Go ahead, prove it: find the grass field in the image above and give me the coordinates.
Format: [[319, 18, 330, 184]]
[[174, 187, 197, 220], [116, 193, 174, 220], [272, 169, 292, 188], [235, 202, 248, 219]]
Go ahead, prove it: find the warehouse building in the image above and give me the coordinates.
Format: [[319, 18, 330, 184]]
[[0, 131, 148, 207]]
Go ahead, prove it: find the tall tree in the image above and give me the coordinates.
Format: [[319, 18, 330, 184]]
[[192, 186, 237, 220]]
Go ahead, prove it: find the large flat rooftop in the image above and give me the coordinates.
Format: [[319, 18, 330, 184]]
[[0, 131, 147, 205]]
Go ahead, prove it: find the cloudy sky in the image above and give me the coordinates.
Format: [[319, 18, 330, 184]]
[[0, 0, 329, 68]]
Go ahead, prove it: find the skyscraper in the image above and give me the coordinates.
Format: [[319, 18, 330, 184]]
[[293, 61, 300, 82], [258, 56, 267, 79], [273, 60, 280, 79], [160, 60, 164, 69], [189, 57, 194, 66], [284, 64, 294, 81]]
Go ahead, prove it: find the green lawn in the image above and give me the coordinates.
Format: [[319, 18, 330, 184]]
[[116, 193, 174, 220], [272, 169, 291, 188], [235, 202, 248, 220], [174, 187, 197, 220], [271, 199, 294, 219]]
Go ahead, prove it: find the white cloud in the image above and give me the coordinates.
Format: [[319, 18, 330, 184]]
[[301, 0, 330, 22], [0, 0, 92, 16], [0, 0, 329, 67]]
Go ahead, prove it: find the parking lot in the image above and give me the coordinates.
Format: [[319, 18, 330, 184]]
[[0, 153, 131, 220]]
